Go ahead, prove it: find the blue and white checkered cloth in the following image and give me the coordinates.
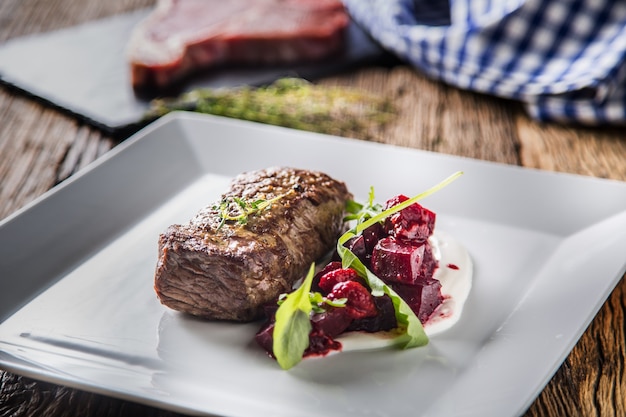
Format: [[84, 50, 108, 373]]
[[343, 0, 626, 125]]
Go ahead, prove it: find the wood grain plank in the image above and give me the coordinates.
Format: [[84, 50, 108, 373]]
[[0, 94, 115, 220], [320, 67, 522, 164], [0, 372, 185, 417], [516, 114, 626, 180], [515, 107, 626, 417]]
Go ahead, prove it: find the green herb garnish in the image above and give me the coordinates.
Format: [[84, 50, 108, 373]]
[[344, 186, 383, 225], [308, 292, 347, 313], [272, 263, 317, 370], [278, 290, 347, 314], [145, 78, 396, 140], [213, 194, 284, 230]]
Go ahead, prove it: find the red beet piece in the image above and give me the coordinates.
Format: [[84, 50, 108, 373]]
[[318, 267, 360, 294], [311, 307, 353, 338], [327, 281, 377, 319], [306, 330, 342, 357], [255, 322, 275, 356], [384, 194, 436, 243], [337, 221, 385, 267], [371, 237, 438, 285], [418, 241, 437, 279], [362, 222, 385, 255], [347, 294, 397, 333], [345, 234, 368, 262], [391, 279, 443, 323]]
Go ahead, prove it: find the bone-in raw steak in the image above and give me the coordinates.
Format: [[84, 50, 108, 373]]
[[127, 0, 350, 90], [154, 167, 352, 322]]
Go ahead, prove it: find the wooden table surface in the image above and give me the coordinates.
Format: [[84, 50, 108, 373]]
[[1, 0, 625, 416]]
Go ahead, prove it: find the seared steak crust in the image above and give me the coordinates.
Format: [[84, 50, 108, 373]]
[[154, 167, 352, 321]]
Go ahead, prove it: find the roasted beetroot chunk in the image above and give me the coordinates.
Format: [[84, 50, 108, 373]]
[[362, 222, 385, 254], [391, 279, 443, 323], [370, 237, 437, 285], [307, 330, 342, 357], [311, 308, 353, 338], [347, 294, 397, 333], [342, 234, 368, 264], [384, 194, 436, 243], [331, 222, 384, 267], [255, 321, 275, 356]]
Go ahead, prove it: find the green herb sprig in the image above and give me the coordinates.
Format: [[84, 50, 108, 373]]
[[213, 194, 284, 230], [344, 186, 383, 225], [145, 78, 396, 140], [308, 292, 347, 313]]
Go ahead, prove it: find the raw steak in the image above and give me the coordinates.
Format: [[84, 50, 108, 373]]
[[154, 167, 352, 322], [128, 0, 350, 90]]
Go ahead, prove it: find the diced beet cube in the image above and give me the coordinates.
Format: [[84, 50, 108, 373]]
[[371, 237, 435, 285], [344, 234, 368, 264], [348, 294, 398, 333], [338, 222, 385, 267], [255, 322, 275, 356], [318, 267, 360, 294], [384, 194, 410, 210], [391, 279, 443, 323], [311, 307, 353, 338], [384, 194, 436, 243], [327, 281, 377, 319], [419, 242, 438, 280], [362, 222, 385, 255]]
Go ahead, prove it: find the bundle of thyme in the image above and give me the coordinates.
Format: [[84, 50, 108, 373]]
[[145, 78, 396, 139]]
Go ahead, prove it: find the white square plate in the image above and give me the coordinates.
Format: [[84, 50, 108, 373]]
[[1, 112, 625, 417]]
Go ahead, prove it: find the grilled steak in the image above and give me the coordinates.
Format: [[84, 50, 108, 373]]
[[128, 0, 349, 91], [154, 167, 352, 322]]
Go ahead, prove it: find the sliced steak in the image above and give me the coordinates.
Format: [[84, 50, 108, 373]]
[[128, 0, 349, 91], [154, 167, 352, 322]]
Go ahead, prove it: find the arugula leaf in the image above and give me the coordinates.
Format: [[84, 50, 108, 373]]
[[272, 263, 316, 370], [344, 186, 383, 224], [344, 199, 364, 217], [308, 292, 347, 313]]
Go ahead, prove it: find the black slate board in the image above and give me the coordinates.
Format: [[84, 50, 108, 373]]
[[0, 8, 386, 135]]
